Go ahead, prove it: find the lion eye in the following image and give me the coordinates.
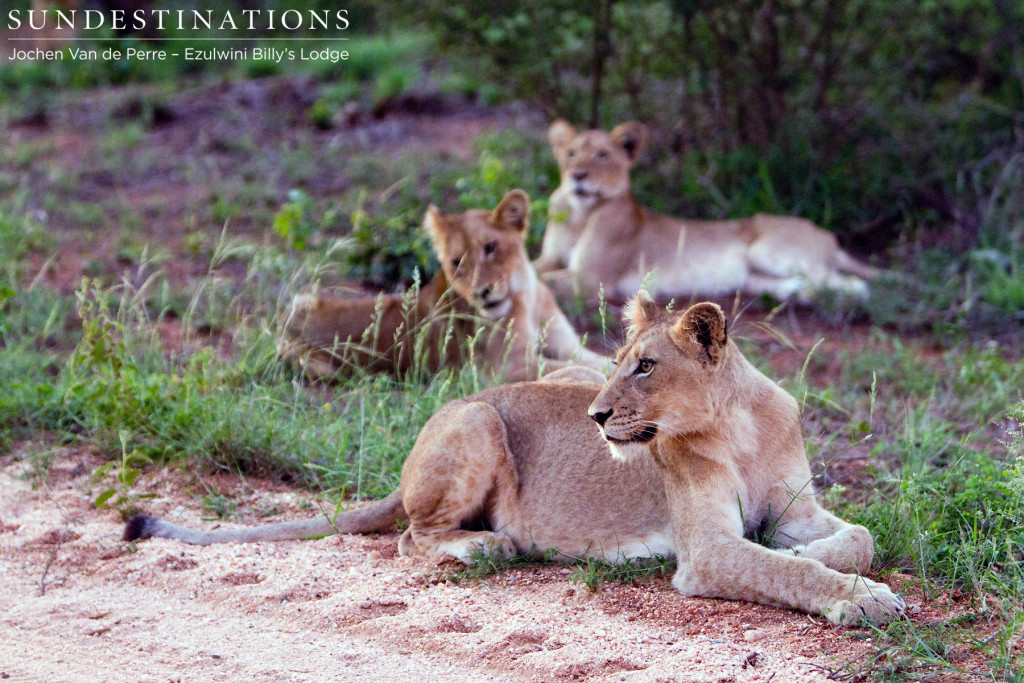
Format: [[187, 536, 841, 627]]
[[597, 149, 609, 159], [451, 257, 462, 269], [636, 358, 655, 375], [566, 149, 576, 158], [484, 241, 498, 256]]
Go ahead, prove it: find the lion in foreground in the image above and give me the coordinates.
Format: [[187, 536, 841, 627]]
[[279, 190, 608, 381], [127, 295, 903, 624], [535, 120, 879, 303], [587, 292, 904, 623]]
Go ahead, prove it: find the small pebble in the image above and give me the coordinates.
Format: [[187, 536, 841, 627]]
[[744, 629, 767, 642]]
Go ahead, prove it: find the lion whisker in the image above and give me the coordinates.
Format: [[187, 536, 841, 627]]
[[644, 419, 686, 440]]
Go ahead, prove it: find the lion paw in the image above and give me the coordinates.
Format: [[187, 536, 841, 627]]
[[825, 578, 905, 625], [454, 533, 516, 565]]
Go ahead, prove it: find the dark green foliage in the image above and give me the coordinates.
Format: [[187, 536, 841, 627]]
[[271, 133, 557, 288], [454, 132, 557, 254], [345, 194, 438, 287], [273, 189, 341, 251], [408, 0, 1023, 251]]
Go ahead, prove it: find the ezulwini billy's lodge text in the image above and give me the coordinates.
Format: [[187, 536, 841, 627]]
[[7, 46, 350, 64]]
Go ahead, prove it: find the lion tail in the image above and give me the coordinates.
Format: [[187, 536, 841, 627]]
[[835, 249, 881, 280], [123, 489, 406, 546]]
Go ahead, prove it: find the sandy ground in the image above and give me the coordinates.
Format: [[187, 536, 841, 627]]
[[0, 445, 951, 683]]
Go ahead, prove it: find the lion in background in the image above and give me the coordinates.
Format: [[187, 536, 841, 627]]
[[536, 120, 879, 303], [279, 190, 608, 382]]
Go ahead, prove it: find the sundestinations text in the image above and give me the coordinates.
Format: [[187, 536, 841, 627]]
[[6, 9, 350, 32]]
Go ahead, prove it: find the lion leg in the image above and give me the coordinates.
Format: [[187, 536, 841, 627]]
[[538, 306, 611, 373], [671, 489, 904, 625], [746, 231, 871, 301], [743, 274, 807, 301], [771, 503, 874, 575], [745, 231, 834, 302], [397, 527, 419, 555], [277, 338, 339, 380], [533, 256, 565, 274], [298, 349, 341, 380], [540, 269, 584, 303], [681, 530, 904, 625], [822, 272, 870, 299], [398, 401, 520, 564]]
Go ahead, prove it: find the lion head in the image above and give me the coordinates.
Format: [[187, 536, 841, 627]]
[[549, 119, 648, 207], [424, 189, 532, 320], [588, 292, 730, 462]]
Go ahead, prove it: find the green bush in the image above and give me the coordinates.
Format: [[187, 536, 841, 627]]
[[403, 0, 1023, 250], [852, 443, 1023, 599]]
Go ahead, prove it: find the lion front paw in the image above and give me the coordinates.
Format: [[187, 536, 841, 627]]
[[825, 578, 905, 625]]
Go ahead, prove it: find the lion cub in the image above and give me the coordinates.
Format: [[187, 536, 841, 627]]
[[280, 190, 608, 381], [588, 292, 905, 624], [536, 120, 878, 302], [126, 366, 674, 565]]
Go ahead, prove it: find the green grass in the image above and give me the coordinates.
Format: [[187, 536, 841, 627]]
[[49, 274, 491, 501], [440, 549, 557, 585], [440, 549, 672, 590], [569, 555, 673, 590]]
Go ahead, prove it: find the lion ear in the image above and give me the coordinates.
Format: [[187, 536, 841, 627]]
[[549, 119, 577, 158], [423, 204, 447, 246], [492, 189, 530, 234], [670, 302, 728, 367], [623, 289, 659, 339], [610, 121, 648, 163]]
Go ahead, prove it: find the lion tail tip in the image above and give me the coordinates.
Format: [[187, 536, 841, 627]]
[[123, 514, 157, 542]]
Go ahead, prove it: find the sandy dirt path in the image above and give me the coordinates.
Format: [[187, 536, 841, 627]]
[[1, 446, 920, 682]]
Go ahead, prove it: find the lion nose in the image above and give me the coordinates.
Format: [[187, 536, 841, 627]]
[[476, 284, 493, 300], [572, 171, 589, 182], [590, 408, 613, 427]]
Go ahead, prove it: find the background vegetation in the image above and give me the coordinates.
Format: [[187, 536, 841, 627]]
[[1, 1, 1022, 679]]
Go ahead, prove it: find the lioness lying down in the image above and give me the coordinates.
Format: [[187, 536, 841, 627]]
[[279, 190, 608, 381], [126, 297, 903, 624], [536, 120, 879, 302]]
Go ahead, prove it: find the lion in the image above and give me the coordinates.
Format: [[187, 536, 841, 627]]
[[125, 301, 904, 625], [587, 292, 905, 624], [279, 190, 608, 382], [535, 120, 879, 303], [125, 365, 676, 565]]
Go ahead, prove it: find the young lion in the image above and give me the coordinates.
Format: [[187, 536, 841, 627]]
[[279, 190, 608, 381], [587, 292, 905, 624], [536, 120, 879, 302], [125, 366, 675, 565], [126, 300, 903, 624]]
